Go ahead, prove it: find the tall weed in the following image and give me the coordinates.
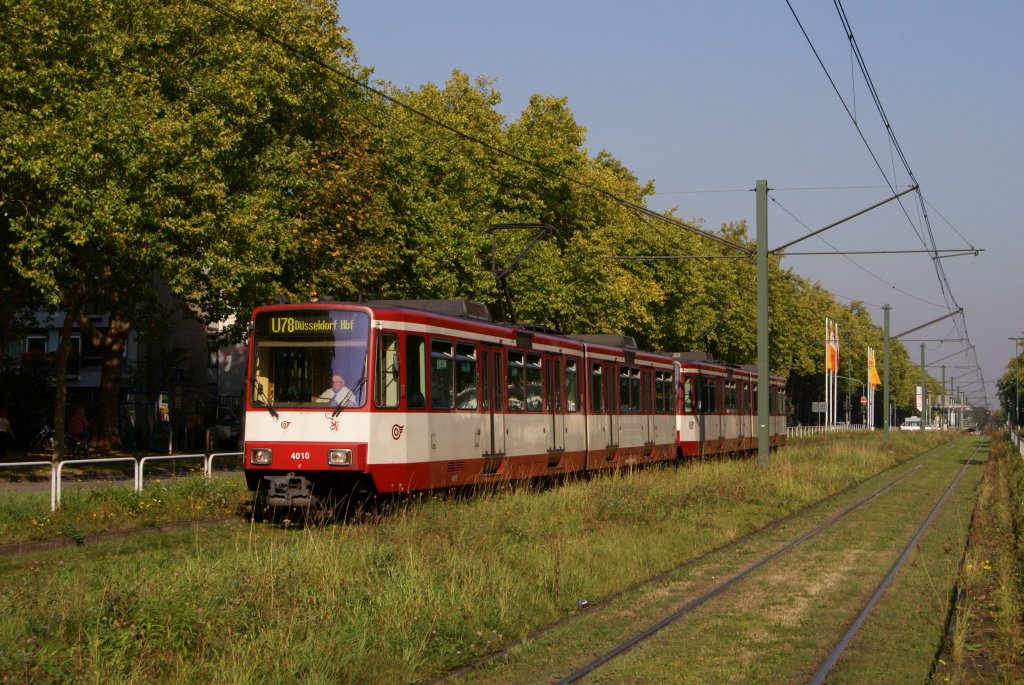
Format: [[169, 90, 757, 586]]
[[0, 432, 958, 683]]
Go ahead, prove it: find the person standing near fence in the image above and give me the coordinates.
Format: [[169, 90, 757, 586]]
[[0, 409, 14, 460]]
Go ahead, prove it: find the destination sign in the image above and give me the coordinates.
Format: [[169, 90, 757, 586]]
[[254, 311, 368, 340]]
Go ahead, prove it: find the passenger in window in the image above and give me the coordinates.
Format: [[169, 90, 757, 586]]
[[317, 374, 356, 407]]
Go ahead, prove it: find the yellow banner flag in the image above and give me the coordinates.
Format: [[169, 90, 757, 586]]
[[825, 321, 839, 372], [868, 347, 881, 387]]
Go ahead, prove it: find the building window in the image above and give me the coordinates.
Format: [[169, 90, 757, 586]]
[[25, 336, 46, 355]]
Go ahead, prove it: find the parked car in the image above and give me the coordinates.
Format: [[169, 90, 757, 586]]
[[900, 416, 922, 431]]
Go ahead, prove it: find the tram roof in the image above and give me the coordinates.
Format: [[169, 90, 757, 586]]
[[367, 299, 492, 321]]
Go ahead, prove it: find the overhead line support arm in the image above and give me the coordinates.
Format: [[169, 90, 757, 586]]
[[892, 308, 964, 340], [769, 185, 918, 254]]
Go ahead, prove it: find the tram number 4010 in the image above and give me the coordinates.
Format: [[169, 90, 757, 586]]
[[290, 452, 311, 461]]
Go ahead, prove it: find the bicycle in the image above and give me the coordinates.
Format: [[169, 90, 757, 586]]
[[27, 426, 90, 459]]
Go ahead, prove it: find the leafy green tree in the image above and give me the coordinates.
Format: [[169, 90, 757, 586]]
[[0, 0, 382, 451], [367, 68, 931, 428], [997, 353, 1024, 425]]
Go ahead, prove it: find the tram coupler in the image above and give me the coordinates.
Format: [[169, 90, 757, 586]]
[[263, 474, 313, 508]]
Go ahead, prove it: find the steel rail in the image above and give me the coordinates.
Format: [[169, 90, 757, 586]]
[[426, 446, 897, 685], [808, 440, 980, 684], [555, 441, 958, 684]]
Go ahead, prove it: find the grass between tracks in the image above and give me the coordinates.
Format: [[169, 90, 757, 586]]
[[462, 434, 983, 685], [932, 432, 1024, 684], [0, 432, 954, 684]]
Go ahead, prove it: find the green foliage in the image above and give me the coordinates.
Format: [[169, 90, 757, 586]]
[[0, 1, 930, 429], [997, 351, 1024, 423], [1, 0, 383, 334]]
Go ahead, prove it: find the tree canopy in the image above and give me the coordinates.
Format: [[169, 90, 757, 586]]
[[0, 1, 934, 437]]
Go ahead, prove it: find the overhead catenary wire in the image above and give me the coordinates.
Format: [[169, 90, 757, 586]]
[[768, 194, 946, 308], [651, 184, 915, 195], [195, 0, 989, 404], [784, 2, 973, 304], [785, 0, 987, 402], [190, 0, 752, 256], [830, 0, 974, 338]]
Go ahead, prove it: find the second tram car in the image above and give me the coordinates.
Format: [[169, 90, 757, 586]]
[[242, 300, 786, 508]]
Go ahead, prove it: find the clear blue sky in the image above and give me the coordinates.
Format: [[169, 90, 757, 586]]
[[338, 0, 1023, 409]]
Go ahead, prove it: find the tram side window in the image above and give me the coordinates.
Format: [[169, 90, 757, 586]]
[[507, 351, 525, 411], [700, 377, 717, 413], [406, 335, 426, 409], [776, 388, 786, 415], [525, 353, 543, 411], [431, 340, 455, 409], [374, 333, 400, 408], [591, 362, 603, 412], [724, 382, 737, 411], [655, 371, 673, 413], [565, 358, 579, 412], [631, 368, 641, 412], [619, 366, 641, 413], [455, 343, 478, 410], [638, 368, 647, 411], [682, 376, 694, 413], [619, 367, 630, 412]]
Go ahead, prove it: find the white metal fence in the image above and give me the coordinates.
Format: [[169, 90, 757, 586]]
[[786, 424, 871, 439], [1, 452, 243, 511]]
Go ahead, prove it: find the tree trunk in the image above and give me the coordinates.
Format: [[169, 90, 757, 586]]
[[96, 323, 129, 451], [79, 309, 131, 452], [53, 286, 84, 462]]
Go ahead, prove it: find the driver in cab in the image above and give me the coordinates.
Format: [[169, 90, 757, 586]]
[[317, 374, 356, 407]]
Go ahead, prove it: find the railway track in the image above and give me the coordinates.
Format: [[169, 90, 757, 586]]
[[436, 437, 982, 684]]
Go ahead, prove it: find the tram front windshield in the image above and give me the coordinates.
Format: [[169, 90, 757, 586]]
[[250, 310, 370, 408]]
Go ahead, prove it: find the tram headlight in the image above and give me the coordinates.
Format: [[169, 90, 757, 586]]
[[249, 448, 272, 465], [327, 448, 352, 466]]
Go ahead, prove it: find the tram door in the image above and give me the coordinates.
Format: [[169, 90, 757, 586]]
[[480, 346, 505, 457], [644, 369, 655, 447], [606, 362, 619, 448], [739, 382, 747, 444], [546, 355, 565, 455]]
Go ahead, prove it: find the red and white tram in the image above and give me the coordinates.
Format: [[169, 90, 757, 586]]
[[242, 300, 786, 508], [670, 352, 787, 457]]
